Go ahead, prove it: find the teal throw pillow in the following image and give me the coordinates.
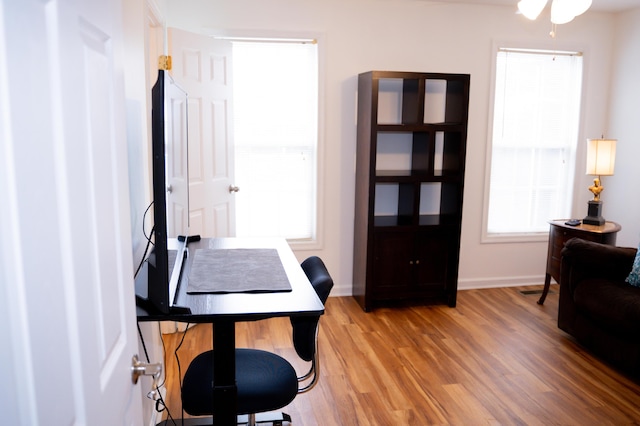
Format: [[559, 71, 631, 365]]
[[626, 244, 640, 287]]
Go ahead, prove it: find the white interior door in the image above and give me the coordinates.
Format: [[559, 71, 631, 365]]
[[168, 28, 236, 237], [0, 0, 143, 424]]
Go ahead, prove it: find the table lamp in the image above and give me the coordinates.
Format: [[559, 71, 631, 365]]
[[583, 137, 616, 226]]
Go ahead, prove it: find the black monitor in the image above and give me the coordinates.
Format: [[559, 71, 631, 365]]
[[137, 69, 190, 315]]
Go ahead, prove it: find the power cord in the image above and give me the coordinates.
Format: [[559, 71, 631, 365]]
[[171, 323, 191, 424], [134, 201, 155, 279], [142, 201, 155, 243], [135, 201, 192, 425]]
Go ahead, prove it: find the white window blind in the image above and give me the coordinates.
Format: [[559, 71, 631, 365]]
[[233, 41, 318, 241], [487, 48, 583, 235]]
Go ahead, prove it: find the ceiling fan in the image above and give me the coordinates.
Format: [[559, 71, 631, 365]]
[[518, 0, 592, 24]]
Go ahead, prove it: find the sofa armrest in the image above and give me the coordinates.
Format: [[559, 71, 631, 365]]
[[558, 238, 637, 335], [560, 237, 636, 291]]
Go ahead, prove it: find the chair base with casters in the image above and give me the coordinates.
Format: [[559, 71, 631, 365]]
[[180, 256, 334, 426], [156, 413, 292, 426]]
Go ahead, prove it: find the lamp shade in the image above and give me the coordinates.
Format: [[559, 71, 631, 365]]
[[586, 138, 616, 176]]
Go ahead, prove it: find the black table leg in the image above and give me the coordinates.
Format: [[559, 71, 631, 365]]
[[213, 320, 237, 425]]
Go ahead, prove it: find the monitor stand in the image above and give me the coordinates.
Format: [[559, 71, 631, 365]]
[[135, 294, 191, 315], [135, 255, 191, 316]]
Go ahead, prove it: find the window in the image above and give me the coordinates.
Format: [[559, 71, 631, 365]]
[[485, 48, 583, 237], [232, 40, 319, 242]]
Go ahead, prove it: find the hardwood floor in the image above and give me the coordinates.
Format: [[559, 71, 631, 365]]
[[158, 285, 640, 425]]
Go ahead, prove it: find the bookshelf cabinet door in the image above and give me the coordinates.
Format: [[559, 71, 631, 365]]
[[372, 232, 414, 298]]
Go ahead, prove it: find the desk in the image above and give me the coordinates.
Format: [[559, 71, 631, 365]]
[[136, 238, 325, 426], [538, 220, 621, 305]]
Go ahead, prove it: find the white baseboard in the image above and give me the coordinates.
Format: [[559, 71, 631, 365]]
[[457, 275, 547, 290], [329, 283, 353, 297], [328, 275, 548, 298]]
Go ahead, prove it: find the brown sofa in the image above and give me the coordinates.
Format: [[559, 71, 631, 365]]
[[558, 237, 640, 377]]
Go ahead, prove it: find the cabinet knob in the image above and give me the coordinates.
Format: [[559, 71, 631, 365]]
[[409, 260, 414, 265], [415, 260, 420, 265]]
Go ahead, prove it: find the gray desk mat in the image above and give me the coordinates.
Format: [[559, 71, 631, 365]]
[[186, 248, 292, 294]]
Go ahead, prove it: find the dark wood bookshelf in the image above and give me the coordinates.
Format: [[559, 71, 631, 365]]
[[353, 71, 470, 311]]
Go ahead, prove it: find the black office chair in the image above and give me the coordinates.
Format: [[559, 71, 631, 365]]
[[181, 256, 334, 425]]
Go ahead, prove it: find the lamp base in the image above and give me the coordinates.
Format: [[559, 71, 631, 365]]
[[583, 200, 605, 226]]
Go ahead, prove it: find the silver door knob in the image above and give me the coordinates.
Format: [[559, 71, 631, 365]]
[[166, 184, 173, 194], [229, 185, 240, 193], [131, 354, 162, 384]]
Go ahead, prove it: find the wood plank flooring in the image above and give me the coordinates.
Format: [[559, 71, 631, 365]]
[[157, 285, 640, 425]]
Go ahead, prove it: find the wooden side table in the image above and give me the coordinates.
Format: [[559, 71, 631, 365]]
[[538, 219, 621, 305]]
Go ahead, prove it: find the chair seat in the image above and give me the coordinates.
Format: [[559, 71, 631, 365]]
[[182, 348, 299, 416]]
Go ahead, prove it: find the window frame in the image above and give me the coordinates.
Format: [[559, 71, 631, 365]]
[[481, 41, 586, 244]]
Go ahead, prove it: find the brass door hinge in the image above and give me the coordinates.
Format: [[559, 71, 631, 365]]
[[158, 55, 172, 71]]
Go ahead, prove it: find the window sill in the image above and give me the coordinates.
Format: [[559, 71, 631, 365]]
[[481, 232, 549, 244], [286, 238, 322, 251]]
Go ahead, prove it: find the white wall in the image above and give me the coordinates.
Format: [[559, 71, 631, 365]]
[[165, 0, 627, 295], [606, 8, 640, 249]]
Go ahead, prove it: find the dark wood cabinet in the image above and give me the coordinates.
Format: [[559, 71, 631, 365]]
[[538, 219, 621, 304], [371, 230, 457, 304], [353, 71, 470, 311]]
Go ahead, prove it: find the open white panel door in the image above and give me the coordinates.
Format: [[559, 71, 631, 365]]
[[168, 28, 236, 237], [0, 0, 143, 424]]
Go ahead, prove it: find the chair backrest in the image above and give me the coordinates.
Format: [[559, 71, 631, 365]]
[[290, 256, 333, 362]]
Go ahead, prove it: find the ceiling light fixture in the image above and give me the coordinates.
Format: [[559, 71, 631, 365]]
[[517, 0, 592, 24]]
